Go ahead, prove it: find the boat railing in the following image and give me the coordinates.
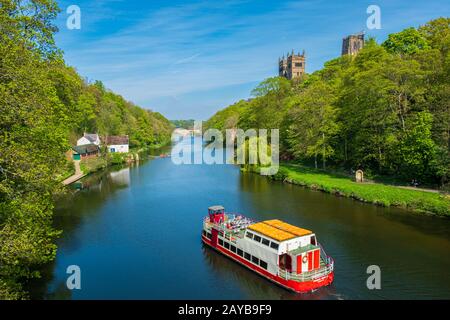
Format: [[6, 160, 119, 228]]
[[318, 243, 329, 264], [278, 257, 334, 282], [203, 215, 254, 237]]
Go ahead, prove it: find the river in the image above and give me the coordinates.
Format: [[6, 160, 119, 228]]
[[29, 138, 450, 300]]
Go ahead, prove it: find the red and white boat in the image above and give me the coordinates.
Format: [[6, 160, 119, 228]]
[[201, 206, 335, 293]]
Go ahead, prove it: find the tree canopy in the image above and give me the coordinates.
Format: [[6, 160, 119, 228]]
[[0, 0, 172, 299], [206, 18, 450, 186]]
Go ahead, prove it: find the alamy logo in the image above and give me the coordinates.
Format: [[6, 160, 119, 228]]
[[66, 265, 81, 290], [366, 265, 381, 290], [171, 121, 279, 176], [367, 5, 382, 30], [66, 5, 81, 30]]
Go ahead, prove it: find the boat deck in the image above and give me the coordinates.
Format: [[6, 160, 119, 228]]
[[203, 213, 254, 239]]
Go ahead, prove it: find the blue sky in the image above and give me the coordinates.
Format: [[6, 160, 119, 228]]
[[55, 0, 449, 120]]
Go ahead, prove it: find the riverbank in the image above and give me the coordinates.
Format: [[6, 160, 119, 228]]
[[248, 164, 450, 217], [77, 143, 170, 178]]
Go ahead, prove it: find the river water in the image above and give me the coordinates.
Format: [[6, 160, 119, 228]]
[[30, 139, 450, 300]]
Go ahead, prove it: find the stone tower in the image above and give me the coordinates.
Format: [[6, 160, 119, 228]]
[[342, 32, 365, 56], [279, 50, 306, 80]]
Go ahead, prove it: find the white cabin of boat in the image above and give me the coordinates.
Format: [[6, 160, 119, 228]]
[[203, 206, 330, 279]]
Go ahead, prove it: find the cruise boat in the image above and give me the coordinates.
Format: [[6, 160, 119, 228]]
[[201, 206, 335, 293]]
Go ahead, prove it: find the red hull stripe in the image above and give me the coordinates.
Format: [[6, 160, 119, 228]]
[[201, 235, 334, 293]]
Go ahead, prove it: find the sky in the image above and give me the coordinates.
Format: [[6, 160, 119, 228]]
[[54, 0, 449, 120]]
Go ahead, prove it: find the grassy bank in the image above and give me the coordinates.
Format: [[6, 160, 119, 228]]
[[80, 157, 108, 175], [79, 153, 137, 175], [79, 142, 169, 176], [251, 164, 450, 217]]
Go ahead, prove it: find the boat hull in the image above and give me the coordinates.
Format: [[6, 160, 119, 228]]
[[202, 235, 334, 293]]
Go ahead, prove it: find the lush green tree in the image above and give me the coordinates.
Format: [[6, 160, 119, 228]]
[[207, 18, 450, 186], [394, 112, 439, 180], [248, 77, 292, 130], [0, 0, 66, 299], [382, 27, 430, 55], [419, 17, 450, 54], [0, 0, 173, 299], [0, 0, 61, 59], [287, 81, 338, 169]]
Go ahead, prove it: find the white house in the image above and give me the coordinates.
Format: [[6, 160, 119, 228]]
[[106, 136, 129, 153], [77, 133, 101, 147]]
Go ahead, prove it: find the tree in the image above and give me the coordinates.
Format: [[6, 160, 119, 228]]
[[395, 112, 439, 181], [0, 0, 173, 298], [0, 0, 66, 298], [0, 0, 61, 59], [419, 18, 450, 54], [287, 81, 338, 169], [250, 77, 292, 130], [382, 27, 430, 55]]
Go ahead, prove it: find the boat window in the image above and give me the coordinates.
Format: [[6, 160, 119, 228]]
[[262, 238, 270, 246], [246, 232, 254, 239], [251, 256, 259, 265], [270, 242, 279, 250], [207, 233, 212, 239], [230, 245, 237, 253], [202, 230, 206, 236], [224, 242, 230, 249], [237, 249, 243, 257], [260, 260, 268, 270], [218, 239, 224, 246], [311, 236, 317, 246], [244, 252, 251, 261], [253, 235, 261, 243]]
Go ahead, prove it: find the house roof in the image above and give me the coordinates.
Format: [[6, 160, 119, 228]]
[[83, 133, 99, 143], [72, 144, 100, 155], [105, 136, 129, 145]]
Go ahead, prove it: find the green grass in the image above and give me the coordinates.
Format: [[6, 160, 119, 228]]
[[80, 157, 108, 175], [262, 164, 450, 217]]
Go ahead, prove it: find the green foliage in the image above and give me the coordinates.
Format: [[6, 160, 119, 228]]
[[382, 27, 430, 55], [0, 0, 66, 299], [207, 18, 450, 188], [286, 80, 338, 169], [204, 100, 248, 134], [395, 112, 439, 180], [418, 17, 450, 54], [46, 67, 173, 148], [0, 0, 173, 299], [171, 119, 195, 129], [80, 157, 108, 174], [108, 153, 127, 165]]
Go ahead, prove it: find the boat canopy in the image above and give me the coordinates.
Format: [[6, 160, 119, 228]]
[[208, 205, 225, 212], [264, 220, 312, 237], [248, 220, 312, 242]]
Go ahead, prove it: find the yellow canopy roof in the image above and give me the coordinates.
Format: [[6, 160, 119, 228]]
[[264, 220, 312, 237], [248, 220, 313, 242]]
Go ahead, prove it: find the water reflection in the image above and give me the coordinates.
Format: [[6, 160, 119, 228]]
[[109, 167, 131, 187], [29, 161, 150, 299]]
